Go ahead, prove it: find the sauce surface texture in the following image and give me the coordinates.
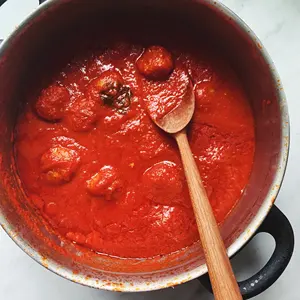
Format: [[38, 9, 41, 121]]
[[14, 41, 255, 258]]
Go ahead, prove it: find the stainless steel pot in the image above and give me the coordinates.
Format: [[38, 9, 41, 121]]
[[0, 0, 294, 298]]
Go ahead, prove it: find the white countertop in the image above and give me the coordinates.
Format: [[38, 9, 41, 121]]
[[0, 0, 299, 299]]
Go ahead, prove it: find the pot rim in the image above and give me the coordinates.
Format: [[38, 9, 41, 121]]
[[0, 0, 290, 292]]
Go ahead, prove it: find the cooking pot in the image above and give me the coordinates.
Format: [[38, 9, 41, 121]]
[[0, 0, 294, 298]]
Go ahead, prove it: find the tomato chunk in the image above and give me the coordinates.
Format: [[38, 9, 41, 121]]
[[86, 69, 132, 112], [87, 69, 124, 102], [66, 97, 98, 132], [86, 166, 123, 200], [40, 145, 81, 184], [36, 85, 70, 121], [136, 46, 174, 80], [142, 161, 185, 206]]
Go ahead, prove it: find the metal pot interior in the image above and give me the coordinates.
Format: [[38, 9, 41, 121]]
[[0, 0, 288, 291]]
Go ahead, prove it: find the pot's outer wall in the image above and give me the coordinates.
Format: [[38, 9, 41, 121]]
[[0, 0, 289, 292]]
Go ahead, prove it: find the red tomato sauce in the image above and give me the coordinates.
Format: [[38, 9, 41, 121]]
[[14, 41, 255, 258]]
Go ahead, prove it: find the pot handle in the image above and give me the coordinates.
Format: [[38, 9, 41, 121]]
[[198, 205, 294, 299]]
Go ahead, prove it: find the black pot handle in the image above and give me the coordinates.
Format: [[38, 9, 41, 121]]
[[199, 205, 294, 299]]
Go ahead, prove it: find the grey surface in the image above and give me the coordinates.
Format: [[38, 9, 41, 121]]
[[0, 0, 298, 299]]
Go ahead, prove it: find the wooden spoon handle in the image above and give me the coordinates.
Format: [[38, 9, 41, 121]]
[[174, 129, 242, 300]]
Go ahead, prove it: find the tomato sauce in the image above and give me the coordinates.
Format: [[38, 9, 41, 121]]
[[14, 40, 255, 258]]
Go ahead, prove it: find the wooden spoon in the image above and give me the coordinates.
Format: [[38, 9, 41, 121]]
[[152, 81, 242, 300]]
